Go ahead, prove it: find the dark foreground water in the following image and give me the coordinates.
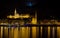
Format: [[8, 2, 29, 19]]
[[0, 25, 59, 38]]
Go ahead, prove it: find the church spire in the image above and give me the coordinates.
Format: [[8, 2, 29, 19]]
[[14, 8, 17, 15]]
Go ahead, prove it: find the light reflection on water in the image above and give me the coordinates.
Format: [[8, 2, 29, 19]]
[[57, 27, 60, 38], [0, 26, 60, 38]]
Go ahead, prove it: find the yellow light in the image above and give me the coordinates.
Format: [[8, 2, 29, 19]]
[[13, 14, 20, 19], [48, 27, 50, 38], [7, 15, 13, 18], [32, 27, 36, 38], [14, 27, 18, 38], [14, 8, 17, 15], [31, 17, 37, 24], [57, 27, 60, 38], [19, 14, 30, 18]]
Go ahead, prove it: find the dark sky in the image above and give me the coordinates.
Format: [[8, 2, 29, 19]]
[[0, 0, 60, 19]]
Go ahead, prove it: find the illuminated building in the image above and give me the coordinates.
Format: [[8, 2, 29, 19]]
[[31, 12, 37, 24], [7, 9, 30, 19], [6, 8, 38, 25]]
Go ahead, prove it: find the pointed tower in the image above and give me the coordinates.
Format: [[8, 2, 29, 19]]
[[31, 11, 37, 24], [14, 8, 17, 15]]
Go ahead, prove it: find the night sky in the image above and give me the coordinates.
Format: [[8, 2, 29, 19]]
[[0, 0, 60, 19]]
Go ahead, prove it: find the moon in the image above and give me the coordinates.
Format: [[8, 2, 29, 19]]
[[25, 2, 37, 6]]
